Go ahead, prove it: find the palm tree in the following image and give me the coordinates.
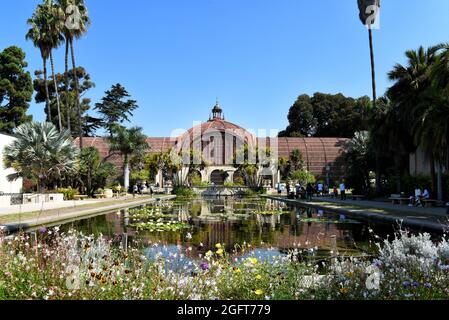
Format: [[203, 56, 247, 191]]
[[358, 0, 380, 193], [26, 0, 64, 130], [3, 122, 78, 192], [56, 0, 90, 144], [108, 125, 149, 191], [388, 45, 442, 194]]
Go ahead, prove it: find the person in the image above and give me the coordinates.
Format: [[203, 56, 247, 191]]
[[340, 182, 346, 201], [133, 184, 138, 198], [317, 182, 324, 196], [333, 186, 338, 199], [286, 183, 291, 198], [277, 183, 282, 195], [295, 183, 301, 199], [423, 188, 430, 200], [306, 183, 313, 201]]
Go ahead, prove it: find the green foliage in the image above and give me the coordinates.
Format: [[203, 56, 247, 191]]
[[279, 93, 371, 138], [79, 147, 116, 195], [291, 170, 316, 185], [172, 186, 197, 199], [33, 66, 96, 135], [3, 122, 78, 191], [95, 84, 138, 135], [0, 46, 33, 133], [56, 187, 80, 200]]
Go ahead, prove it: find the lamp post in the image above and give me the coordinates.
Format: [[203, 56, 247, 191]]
[[326, 165, 331, 188]]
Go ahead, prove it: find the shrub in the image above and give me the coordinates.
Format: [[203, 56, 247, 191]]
[[56, 187, 80, 200], [173, 186, 197, 199]]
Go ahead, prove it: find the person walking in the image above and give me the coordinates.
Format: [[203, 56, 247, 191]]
[[306, 184, 313, 201], [133, 184, 138, 198], [340, 182, 346, 201]]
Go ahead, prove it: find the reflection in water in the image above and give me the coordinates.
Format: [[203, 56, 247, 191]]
[[60, 197, 381, 265]]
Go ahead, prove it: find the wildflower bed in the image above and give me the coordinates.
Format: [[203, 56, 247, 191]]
[[0, 228, 448, 300]]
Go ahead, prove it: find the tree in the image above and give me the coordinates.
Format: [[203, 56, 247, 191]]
[[358, 0, 380, 194], [56, 0, 90, 144], [108, 125, 149, 191], [33, 66, 95, 134], [26, 0, 65, 130], [344, 131, 374, 194], [79, 147, 116, 196], [0, 46, 33, 133], [3, 122, 78, 192], [95, 84, 139, 136], [280, 93, 370, 138], [387, 45, 442, 194], [291, 169, 316, 186]]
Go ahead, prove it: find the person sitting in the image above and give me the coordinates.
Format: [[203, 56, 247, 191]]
[[414, 187, 423, 207], [423, 188, 430, 200]]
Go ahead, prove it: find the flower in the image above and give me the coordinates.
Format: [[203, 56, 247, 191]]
[[215, 243, 222, 249], [412, 281, 419, 287], [254, 289, 264, 296], [39, 227, 47, 234], [403, 281, 410, 287], [216, 249, 224, 256], [200, 262, 209, 271], [255, 274, 262, 280], [186, 233, 193, 240], [424, 283, 432, 289], [340, 288, 349, 295]]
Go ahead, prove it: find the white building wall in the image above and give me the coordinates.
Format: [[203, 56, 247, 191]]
[[0, 133, 23, 194]]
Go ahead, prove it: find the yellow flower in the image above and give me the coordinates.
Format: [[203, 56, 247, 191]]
[[256, 274, 262, 280], [215, 243, 222, 249], [205, 250, 213, 257], [216, 249, 224, 255], [254, 289, 264, 296], [345, 272, 354, 278], [249, 258, 258, 265], [340, 288, 349, 295], [233, 268, 241, 274]]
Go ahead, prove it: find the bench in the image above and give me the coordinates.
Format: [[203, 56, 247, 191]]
[[73, 195, 89, 201], [423, 199, 438, 208], [351, 195, 366, 201], [389, 197, 410, 205]]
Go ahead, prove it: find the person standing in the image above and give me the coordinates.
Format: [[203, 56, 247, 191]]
[[340, 182, 346, 201], [317, 182, 324, 196]]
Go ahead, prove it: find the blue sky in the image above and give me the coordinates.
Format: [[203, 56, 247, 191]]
[[2, 0, 449, 136]]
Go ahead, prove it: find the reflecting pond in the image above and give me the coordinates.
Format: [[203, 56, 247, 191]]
[[58, 197, 391, 265]]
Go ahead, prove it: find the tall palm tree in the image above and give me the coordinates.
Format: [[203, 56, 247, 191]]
[[3, 122, 78, 192], [56, 0, 90, 144], [358, 0, 381, 194], [108, 125, 149, 191], [388, 45, 442, 194], [26, 4, 52, 123], [26, 0, 64, 130]]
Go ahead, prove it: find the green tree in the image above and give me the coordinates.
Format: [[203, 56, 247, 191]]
[[95, 84, 139, 136], [279, 93, 370, 138], [387, 45, 442, 194], [3, 122, 78, 191], [26, 0, 65, 130], [79, 147, 116, 196], [0, 46, 33, 133], [108, 125, 149, 191], [33, 66, 96, 135], [56, 0, 90, 144]]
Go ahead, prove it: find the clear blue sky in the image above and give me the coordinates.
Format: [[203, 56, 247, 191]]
[[2, 0, 449, 136]]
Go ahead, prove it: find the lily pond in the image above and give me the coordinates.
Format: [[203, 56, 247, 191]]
[[54, 197, 394, 270]]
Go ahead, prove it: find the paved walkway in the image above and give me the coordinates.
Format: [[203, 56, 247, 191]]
[[0, 199, 99, 215], [263, 195, 449, 233], [0, 195, 176, 233]]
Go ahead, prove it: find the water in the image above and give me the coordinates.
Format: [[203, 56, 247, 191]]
[[58, 197, 388, 264]]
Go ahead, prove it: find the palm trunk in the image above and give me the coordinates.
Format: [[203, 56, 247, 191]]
[[430, 153, 437, 195], [65, 39, 71, 134], [368, 28, 381, 195], [124, 154, 130, 192], [42, 56, 52, 122], [49, 50, 63, 131], [70, 38, 82, 148], [437, 161, 443, 201]]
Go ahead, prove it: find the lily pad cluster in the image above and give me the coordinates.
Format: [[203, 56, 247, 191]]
[[131, 219, 191, 232]]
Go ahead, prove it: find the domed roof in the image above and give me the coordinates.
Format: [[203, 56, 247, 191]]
[[176, 103, 256, 149]]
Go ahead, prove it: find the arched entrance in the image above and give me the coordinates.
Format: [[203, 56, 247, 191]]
[[210, 170, 227, 185], [188, 170, 202, 186]]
